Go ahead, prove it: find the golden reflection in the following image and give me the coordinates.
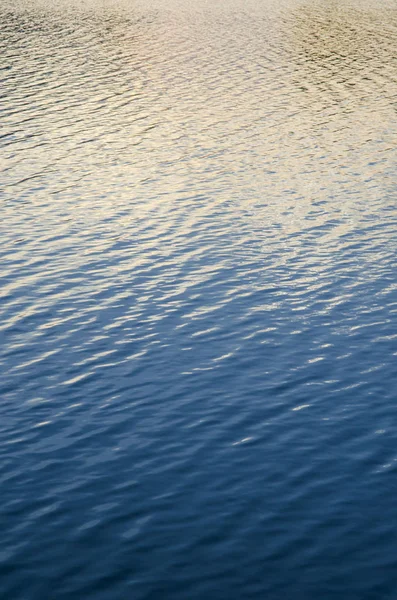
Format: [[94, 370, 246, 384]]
[[286, 0, 397, 104], [2, 0, 396, 254]]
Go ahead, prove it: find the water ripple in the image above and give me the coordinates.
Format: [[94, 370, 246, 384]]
[[1, 0, 397, 596]]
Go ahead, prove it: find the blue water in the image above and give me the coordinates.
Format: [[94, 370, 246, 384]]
[[1, 0, 397, 596]]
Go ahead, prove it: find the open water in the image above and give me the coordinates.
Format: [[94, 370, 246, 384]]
[[1, 0, 397, 597]]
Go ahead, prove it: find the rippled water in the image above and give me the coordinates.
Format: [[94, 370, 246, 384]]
[[1, 0, 397, 596]]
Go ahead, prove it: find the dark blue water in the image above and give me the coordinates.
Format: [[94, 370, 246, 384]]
[[1, 0, 397, 596]]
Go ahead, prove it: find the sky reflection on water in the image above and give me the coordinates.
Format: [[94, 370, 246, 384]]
[[1, 0, 397, 597]]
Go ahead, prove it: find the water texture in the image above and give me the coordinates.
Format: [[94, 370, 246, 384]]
[[1, 0, 397, 597]]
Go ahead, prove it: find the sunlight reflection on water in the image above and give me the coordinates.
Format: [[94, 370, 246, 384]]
[[1, 0, 397, 596]]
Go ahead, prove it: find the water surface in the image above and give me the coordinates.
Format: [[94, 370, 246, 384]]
[[1, 0, 397, 597]]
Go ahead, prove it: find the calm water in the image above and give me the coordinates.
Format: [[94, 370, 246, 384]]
[[1, 0, 397, 596]]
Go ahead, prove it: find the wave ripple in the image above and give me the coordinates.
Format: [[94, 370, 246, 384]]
[[1, 0, 397, 597]]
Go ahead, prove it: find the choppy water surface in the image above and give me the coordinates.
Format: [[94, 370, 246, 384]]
[[1, 0, 397, 596]]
